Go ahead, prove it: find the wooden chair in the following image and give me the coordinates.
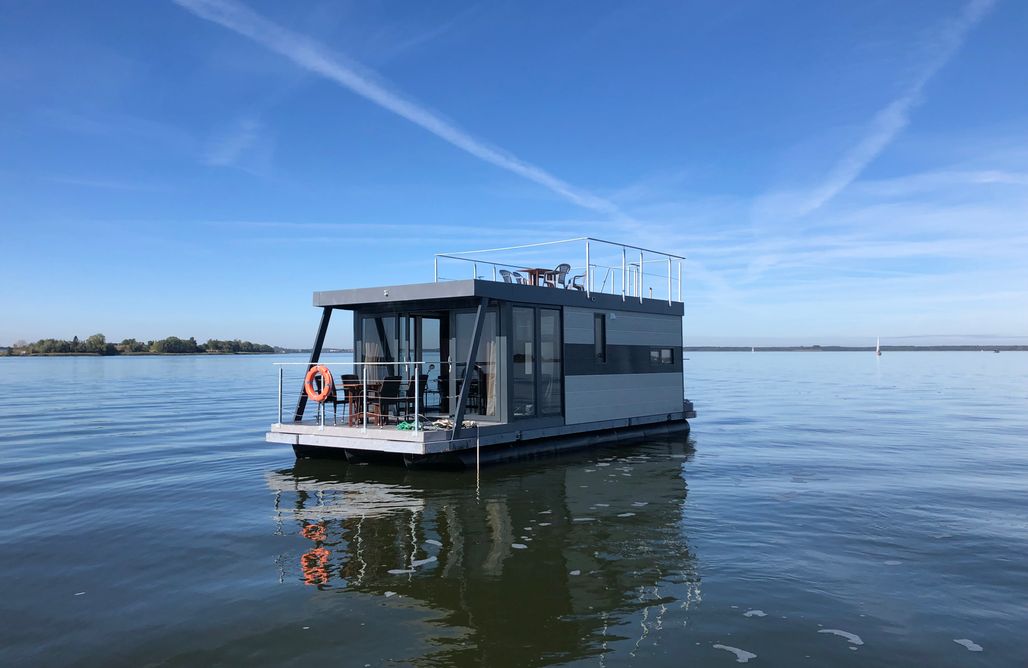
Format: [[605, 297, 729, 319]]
[[336, 374, 360, 424]]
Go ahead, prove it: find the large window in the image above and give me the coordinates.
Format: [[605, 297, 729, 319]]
[[539, 308, 562, 416], [512, 306, 563, 419], [512, 307, 535, 417], [361, 315, 397, 380], [455, 310, 498, 417]]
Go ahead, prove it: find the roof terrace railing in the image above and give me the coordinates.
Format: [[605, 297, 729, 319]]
[[433, 237, 685, 305]]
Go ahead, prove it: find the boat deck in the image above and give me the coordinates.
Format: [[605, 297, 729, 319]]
[[268, 402, 695, 457]]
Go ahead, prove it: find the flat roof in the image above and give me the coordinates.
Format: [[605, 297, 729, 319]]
[[314, 279, 684, 316]]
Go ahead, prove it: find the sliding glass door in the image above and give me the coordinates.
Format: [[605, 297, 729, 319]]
[[512, 306, 562, 419], [453, 309, 499, 419]]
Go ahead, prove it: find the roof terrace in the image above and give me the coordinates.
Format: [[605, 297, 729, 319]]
[[433, 237, 685, 305]]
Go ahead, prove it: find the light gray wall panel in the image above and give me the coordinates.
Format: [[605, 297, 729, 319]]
[[564, 373, 684, 424]]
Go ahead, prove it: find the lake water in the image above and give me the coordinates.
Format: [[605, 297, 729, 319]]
[[0, 352, 1025, 666]]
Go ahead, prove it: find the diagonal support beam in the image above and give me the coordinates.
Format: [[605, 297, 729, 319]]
[[452, 298, 488, 440], [293, 306, 333, 422]]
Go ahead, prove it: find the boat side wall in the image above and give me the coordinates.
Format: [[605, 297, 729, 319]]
[[563, 307, 684, 425]]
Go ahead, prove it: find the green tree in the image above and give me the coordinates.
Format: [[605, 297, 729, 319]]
[[84, 333, 107, 354]]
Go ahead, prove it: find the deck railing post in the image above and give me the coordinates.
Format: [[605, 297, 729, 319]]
[[667, 256, 672, 306], [585, 239, 591, 298], [639, 250, 644, 303], [414, 364, 420, 433], [678, 260, 682, 302], [473, 262, 477, 280], [277, 367, 283, 425], [434, 256, 438, 282], [492, 265, 496, 282], [362, 363, 368, 432], [621, 246, 626, 301]]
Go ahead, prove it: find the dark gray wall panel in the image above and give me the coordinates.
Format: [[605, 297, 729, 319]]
[[565, 307, 682, 347], [565, 344, 682, 375]]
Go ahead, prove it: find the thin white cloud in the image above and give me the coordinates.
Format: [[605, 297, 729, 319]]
[[174, 0, 624, 217], [757, 0, 996, 220], [204, 117, 262, 166], [45, 175, 169, 191]]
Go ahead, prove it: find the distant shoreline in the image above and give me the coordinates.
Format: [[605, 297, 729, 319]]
[[4, 351, 282, 357]]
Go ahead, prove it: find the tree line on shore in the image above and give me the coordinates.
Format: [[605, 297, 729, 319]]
[[4, 334, 277, 356]]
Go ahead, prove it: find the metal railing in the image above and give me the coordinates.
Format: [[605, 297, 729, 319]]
[[433, 237, 685, 305], [274, 361, 436, 433]]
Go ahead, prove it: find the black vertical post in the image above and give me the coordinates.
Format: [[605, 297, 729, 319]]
[[452, 298, 488, 440], [293, 307, 333, 423]]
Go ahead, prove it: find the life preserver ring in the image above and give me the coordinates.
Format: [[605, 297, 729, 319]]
[[304, 365, 334, 403]]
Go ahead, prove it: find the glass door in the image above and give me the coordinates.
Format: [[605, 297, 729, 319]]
[[512, 307, 535, 418], [452, 308, 499, 419], [511, 306, 563, 419], [414, 315, 443, 412]]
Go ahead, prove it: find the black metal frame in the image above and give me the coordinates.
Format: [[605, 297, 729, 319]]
[[451, 297, 488, 439], [293, 306, 332, 423]]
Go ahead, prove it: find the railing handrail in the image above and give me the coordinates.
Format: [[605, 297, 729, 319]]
[[277, 359, 437, 432], [273, 361, 434, 366], [435, 236, 685, 260]]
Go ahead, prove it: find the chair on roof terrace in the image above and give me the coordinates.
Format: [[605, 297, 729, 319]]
[[512, 271, 527, 285], [548, 263, 572, 288], [499, 269, 513, 283]]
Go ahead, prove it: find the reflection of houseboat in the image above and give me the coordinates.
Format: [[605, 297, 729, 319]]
[[267, 238, 696, 466], [267, 439, 700, 664]]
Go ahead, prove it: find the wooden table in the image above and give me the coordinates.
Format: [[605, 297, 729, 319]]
[[342, 381, 382, 426], [520, 267, 557, 287]]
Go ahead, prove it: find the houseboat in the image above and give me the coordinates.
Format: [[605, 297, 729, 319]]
[[266, 238, 696, 466]]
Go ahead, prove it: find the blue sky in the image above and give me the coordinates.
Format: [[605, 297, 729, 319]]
[[2, 0, 1026, 347]]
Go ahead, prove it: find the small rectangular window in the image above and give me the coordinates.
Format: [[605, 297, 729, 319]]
[[594, 314, 606, 363], [661, 348, 674, 364]]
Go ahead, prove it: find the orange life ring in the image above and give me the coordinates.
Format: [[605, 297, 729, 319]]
[[304, 365, 334, 403]]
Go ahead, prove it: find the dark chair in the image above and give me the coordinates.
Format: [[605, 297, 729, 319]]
[[333, 374, 359, 423], [568, 271, 586, 290], [512, 271, 527, 285], [403, 374, 430, 420], [499, 269, 513, 283], [548, 263, 572, 287], [372, 375, 404, 425]]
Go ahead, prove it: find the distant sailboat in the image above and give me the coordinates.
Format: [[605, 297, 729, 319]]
[[875, 337, 882, 356]]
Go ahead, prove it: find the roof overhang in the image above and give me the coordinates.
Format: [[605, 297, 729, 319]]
[[314, 280, 684, 316]]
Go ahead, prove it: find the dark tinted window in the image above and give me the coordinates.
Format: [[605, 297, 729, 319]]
[[594, 314, 606, 363]]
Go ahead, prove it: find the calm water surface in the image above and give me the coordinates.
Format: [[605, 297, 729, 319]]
[[0, 352, 1025, 666]]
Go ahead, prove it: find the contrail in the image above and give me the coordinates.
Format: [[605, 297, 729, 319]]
[[792, 0, 995, 217], [174, 0, 624, 217]]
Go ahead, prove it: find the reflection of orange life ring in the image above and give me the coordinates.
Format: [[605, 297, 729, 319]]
[[304, 365, 334, 403], [301, 547, 331, 586], [301, 522, 326, 542]]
